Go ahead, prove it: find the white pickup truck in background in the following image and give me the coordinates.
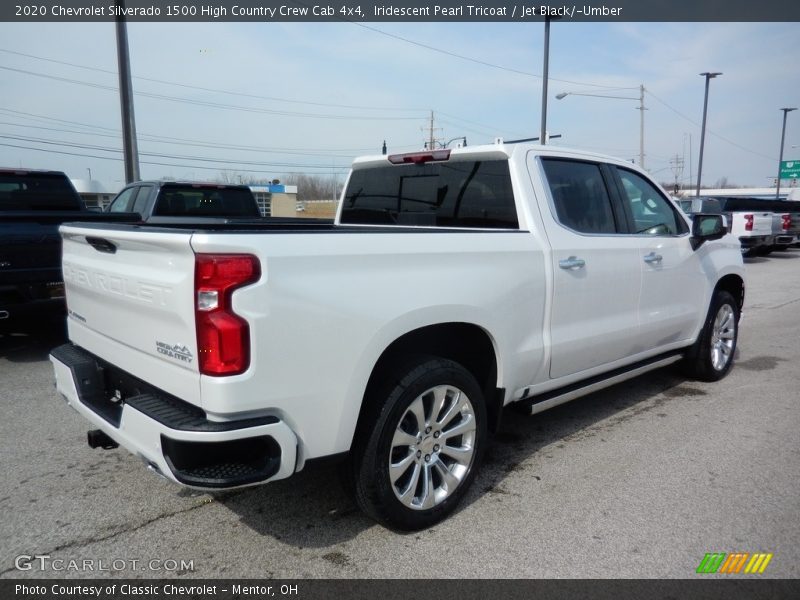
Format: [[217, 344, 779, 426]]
[[50, 143, 745, 530]]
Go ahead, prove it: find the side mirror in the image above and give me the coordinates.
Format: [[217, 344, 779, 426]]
[[691, 213, 725, 250]]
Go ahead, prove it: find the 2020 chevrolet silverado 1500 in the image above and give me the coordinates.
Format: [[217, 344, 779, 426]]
[[0, 168, 137, 326], [50, 143, 744, 530]]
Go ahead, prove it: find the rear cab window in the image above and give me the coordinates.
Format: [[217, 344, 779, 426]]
[[340, 158, 518, 229], [153, 184, 260, 218], [0, 171, 82, 211]]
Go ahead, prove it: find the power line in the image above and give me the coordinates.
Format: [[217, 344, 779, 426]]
[[352, 22, 634, 90], [0, 47, 425, 113], [0, 134, 351, 169], [0, 141, 351, 174], [645, 89, 776, 162], [0, 65, 424, 121]]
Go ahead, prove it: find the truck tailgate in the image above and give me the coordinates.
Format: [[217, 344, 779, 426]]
[[60, 224, 201, 406]]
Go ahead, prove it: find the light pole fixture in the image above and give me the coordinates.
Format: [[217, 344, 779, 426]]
[[776, 107, 797, 200], [695, 72, 722, 197], [555, 85, 646, 169]]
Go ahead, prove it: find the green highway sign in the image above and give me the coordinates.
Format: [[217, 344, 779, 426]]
[[780, 160, 800, 178]]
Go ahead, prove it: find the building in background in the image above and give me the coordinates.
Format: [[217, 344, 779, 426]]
[[70, 178, 119, 209], [249, 182, 298, 216]]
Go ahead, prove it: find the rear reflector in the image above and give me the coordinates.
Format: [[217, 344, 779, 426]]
[[195, 254, 260, 376], [387, 149, 451, 165]]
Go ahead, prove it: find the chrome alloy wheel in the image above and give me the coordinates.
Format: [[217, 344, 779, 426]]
[[388, 385, 477, 510], [710, 303, 736, 371]]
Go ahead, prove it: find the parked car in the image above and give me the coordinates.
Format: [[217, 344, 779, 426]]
[[680, 196, 773, 257], [0, 168, 137, 326], [50, 144, 744, 530]]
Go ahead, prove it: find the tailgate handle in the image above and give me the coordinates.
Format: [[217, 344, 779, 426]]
[[86, 236, 117, 254]]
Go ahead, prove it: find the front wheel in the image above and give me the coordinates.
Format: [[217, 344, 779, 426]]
[[683, 290, 739, 381], [348, 357, 487, 530]]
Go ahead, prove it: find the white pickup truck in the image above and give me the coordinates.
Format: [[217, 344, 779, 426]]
[[50, 143, 745, 530]]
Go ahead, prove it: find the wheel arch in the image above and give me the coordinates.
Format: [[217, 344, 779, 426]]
[[714, 274, 745, 314], [352, 322, 503, 448]]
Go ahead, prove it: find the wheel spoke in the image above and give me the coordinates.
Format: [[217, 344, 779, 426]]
[[419, 464, 435, 509], [390, 451, 416, 484], [432, 457, 460, 491], [392, 428, 418, 448], [430, 386, 449, 425], [440, 443, 473, 466], [436, 391, 466, 427], [398, 463, 421, 503], [441, 414, 475, 441], [719, 328, 735, 340], [408, 397, 427, 433]]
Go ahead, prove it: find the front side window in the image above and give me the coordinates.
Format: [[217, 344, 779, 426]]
[[340, 159, 518, 229], [616, 169, 687, 235], [541, 159, 617, 234]]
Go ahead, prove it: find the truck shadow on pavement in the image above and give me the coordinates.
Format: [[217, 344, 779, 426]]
[[0, 317, 67, 363], [218, 365, 707, 547]]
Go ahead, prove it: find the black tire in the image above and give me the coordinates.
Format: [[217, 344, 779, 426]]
[[346, 356, 487, 531], [758, 245, 774, 256], [741, 248, 758, 258], [682, 290, 739, 381]]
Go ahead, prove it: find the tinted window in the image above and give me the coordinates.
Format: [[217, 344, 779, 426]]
[[541, 159, 617, 234], [340, 159, 518, 229], [132, 185, 153, 215], [0, 172, 81, 210], [108, 187, 137, 213], [153, 185, 260, 217], [616, 169, 687, 235]]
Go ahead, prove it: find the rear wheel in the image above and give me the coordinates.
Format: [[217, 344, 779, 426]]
[[347, 356, 486, 530], [683, 290, 739, 381]]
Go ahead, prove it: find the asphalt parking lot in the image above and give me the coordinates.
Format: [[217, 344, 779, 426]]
[[1, 250, 798, 580]]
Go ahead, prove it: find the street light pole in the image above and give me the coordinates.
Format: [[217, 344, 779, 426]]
[[540, 16, 555, 145], [695, 72, 722, 198], [555, 86, 645, 167], [776, 107, 797, 200]]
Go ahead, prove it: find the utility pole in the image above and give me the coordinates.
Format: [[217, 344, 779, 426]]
[[638, 84, 646, 170], [422, 110, 442, 150], [669, 154, 684, 194], [776, 107, 797, 200], [115, 0, 140, 183]]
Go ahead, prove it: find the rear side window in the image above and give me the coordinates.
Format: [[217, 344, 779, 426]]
[[541, 159, 617, 234], [340, 159, 518, 229], [0, 172, 81, 210], [153, 186, 260, 217]]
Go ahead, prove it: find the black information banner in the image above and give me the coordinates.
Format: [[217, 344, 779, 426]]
[[2, 579, 800, 600], [2, 0, 799, 22]]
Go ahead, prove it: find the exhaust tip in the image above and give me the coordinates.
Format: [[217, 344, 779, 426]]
[[0, 310, 9, 320], [87, 429, 119, 450]]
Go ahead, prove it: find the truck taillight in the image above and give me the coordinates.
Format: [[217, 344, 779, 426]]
[[387, 149, 451, 164], [195, 254, 260, 376], [744, 214, 753, 231], [782, 214, 791, 230]]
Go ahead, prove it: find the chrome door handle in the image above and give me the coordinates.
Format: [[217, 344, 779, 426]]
[[558, 256, 586, 270], [643, 252, 663, 264]]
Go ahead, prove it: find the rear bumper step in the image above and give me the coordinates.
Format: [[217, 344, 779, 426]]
[[50, 343, 298, 489]]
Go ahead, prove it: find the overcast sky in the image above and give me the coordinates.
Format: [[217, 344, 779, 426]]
[[0, 20, 798, 192]]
